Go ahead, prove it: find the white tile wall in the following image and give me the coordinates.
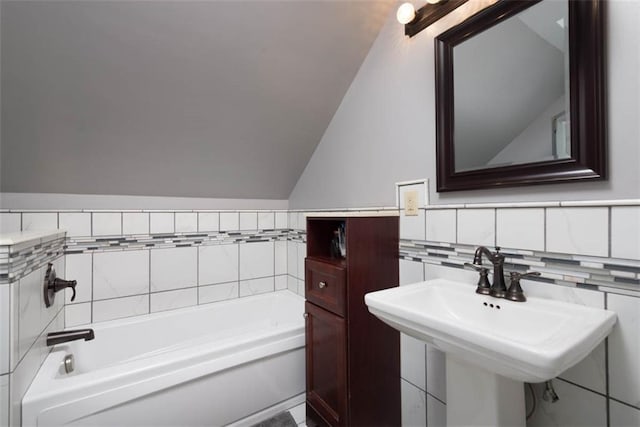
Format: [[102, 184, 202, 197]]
[[175, 213, 198, 233], [22, 213, 57, 231], [400, 210, 426, 241], [608, 293, 640, 407], [275, 241, 287, 275], [93, 250, 149, 299], [198, 282, 239, 304], [150, 288, 197, 313], [123, 212, 149, 235], [400, 259, 424, 286], [297, 213, 306, 231], [199, 244, 239, 285], [0, 286, 9, 374], [198, 212, 219, 232], [92, 212, 121, 236], [239, 277, 274, 297], [426, 395, 446, 427], [0, 374, 8, 427], [150, 247, 197, 292], [93, 294, 149, 323], [424, 263, 477, 285], [275, 212, 288, 229], [288, 212, 298, 230], [18, 269, 44, 361], [65, 302, 91, 327], [240, 212, 258, 231], [58, 212, 91, 237], [399, 200, 640, 427], [150, 212, 174, 234], [65, 253, 92, 304], [609, 399, 640, 427], [401, 379, 426, 427], [258, 212, 275, 230], [0, 213, 21, 233], [275, 275, 287, 291], [528, 380, 607, 427], [220, 212, 239, 231], [287, 242, 298, 279], [401, 334, 426, 390], [426, 210, 456, 243], [8, 283, 18, 372], [296, 242, 306, 282], [239, 242, 274, 280], [287, 275, 298, 294], [611, 206, 640, 260], [457, 209, 495, 246], [496, 208, 544, 251], [546, 208, 609, 257]]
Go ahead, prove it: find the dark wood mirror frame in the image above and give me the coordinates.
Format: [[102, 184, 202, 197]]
[[435, 0, 606, 192]]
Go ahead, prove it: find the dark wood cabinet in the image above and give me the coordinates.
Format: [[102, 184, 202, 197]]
[[305, 216, 400, 427]]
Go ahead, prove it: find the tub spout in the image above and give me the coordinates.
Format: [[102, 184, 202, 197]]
[[47, 329, 95, 346]]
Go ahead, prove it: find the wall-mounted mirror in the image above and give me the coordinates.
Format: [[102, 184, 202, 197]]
[[435, 0, 606, 192]]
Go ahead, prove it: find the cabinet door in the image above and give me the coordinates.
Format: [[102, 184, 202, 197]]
[[305, 302, 348, 427]]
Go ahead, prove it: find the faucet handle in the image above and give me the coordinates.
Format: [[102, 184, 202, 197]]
[[44, 263, 78, 307], [506, 271, 541, 302], [464, 263, 491, 295]]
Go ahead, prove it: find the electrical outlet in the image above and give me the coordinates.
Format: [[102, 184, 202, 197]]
[[404, 190, 419, 216]]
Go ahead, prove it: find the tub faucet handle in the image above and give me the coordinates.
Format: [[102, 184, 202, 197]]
[[44, 263, 78, 307]]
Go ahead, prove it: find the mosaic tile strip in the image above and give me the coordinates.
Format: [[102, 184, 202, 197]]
[[0, 236, 66, 284], [64, 229, 292, 254], [287, 230, 307, 244], [400, 239, 640, 294]]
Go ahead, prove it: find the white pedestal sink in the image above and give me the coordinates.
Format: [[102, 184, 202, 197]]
[[365, 279, 617, 427]]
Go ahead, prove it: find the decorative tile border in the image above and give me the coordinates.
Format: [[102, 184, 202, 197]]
[[400, 239, 640, 294], [0, 236, 66, 284], [64, 229, 291, 255]]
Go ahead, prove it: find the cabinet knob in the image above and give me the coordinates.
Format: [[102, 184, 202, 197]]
[[303, 313, 309, 319], [318, 281, 327, 289]]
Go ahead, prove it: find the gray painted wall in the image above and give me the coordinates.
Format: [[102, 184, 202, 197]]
[[289, 0, 640, 209], [0, 0, 392, 200]]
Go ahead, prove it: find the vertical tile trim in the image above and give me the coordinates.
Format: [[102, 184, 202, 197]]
[[604, 292, 610, 426], [608, 207, 612, 258]]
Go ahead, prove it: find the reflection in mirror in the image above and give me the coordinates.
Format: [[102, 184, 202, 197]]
[[435, 0, 606, 192], [453, 0, 569, 172]]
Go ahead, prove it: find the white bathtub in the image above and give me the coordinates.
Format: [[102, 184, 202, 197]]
[[23, 290, 306, 427]]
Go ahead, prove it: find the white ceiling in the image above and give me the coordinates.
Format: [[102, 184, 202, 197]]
[[0, 0, 394, 199]]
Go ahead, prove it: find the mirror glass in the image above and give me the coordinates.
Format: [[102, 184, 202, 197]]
[[435, 0, 605, 192], [453, 0, 569, 172]]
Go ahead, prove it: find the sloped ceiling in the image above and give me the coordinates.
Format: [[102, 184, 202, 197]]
[[0, 0, 394, 199]]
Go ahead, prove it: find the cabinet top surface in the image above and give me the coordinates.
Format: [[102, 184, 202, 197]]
[[305, 211, 399, 218]]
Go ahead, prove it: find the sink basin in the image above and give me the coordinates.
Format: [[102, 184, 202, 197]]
[[365, 278, 616, 383]]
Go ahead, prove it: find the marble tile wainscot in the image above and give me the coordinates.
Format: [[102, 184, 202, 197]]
[[0, 231, 66, 427]]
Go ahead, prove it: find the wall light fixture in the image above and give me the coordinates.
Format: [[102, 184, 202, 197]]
[[398, 0, 469, 37]]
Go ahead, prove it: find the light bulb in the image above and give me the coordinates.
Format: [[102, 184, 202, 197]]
[[426, 0, 442, 4], [396, 2, 416, 24]]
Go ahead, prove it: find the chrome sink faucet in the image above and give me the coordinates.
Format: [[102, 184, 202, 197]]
[[473, 246, 507, 298]]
